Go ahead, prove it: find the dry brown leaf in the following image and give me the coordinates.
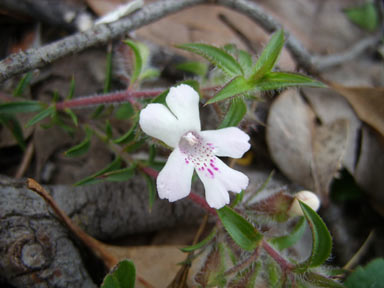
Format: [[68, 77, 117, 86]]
[[329, 83, 384, 138], [303, 87, 361, 174], [105, 245, 185, 288], [85, 0, 125, 16], [312, 119, 349, 204], [266, 89, 349, 203]]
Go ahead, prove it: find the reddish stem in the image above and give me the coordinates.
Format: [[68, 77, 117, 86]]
[[189, 192, 217, 216], [55, 89, 161, 110], [262, 240, 293, 273], [140, 166, 159, 179]]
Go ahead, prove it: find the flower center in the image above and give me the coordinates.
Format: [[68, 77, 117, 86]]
[[179, 131, 219, 178]]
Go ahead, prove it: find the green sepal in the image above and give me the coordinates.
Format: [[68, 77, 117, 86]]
[[217, 206, 263, 251], [180, 228, 217, 252], [101, 259, 136, 288], [218, 98, 247, 128], [177, 43, 243, 77]]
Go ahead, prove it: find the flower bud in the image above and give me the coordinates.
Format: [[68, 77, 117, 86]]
[[288, 191, 320, 217]]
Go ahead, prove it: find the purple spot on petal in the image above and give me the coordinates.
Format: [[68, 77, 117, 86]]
[[207, 168, 214, 178], [210, 163, 219, 171]]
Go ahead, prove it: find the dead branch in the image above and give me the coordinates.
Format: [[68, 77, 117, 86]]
[[0, 0, 381, 83]]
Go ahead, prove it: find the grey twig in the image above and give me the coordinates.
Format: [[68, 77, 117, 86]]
[[0, 0, 381, 83]]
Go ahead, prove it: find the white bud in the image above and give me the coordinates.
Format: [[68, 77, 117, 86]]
[[288, 190, 320, 217]]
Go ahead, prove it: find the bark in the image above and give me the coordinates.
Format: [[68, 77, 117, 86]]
[[0, 175, 205, 287]]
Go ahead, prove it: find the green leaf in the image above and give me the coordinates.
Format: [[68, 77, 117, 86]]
[[217, 206, 263, 251], [207, 76, 254, 104], [0, 101, 43, 114], [67, 76, 76, 99], [103, 166, 136, 182], [219, 98, 247, 128], [123, 40, 143, 85], [176, 61, 208, 77], [113, 114, 139, 144], [142, 173, 156, 211], [344, 2, 379, 32], [139, 68, 160, 81], [177, 43, 243, 77], [238, 50, 253, 76], [105, 120, 113, 139], [64, 129, 92, 157], [13, 72, 33, 97], [251, 30, 284, 80], [104, 51, 113, 93], [296, 201, 332, 269], [181, 228, 217, 252], [65, 108, 78, 126], [270, 216, 306, 251], [0, 114, 26, 149], [303, 272, 345, 288], [345, 258, 384, 288], [75, 157, 122, 186], [255, 72, 326, 91], [115, 103, 135, 120], [101, 259, 136, 288], [26, 106, 55, 127]]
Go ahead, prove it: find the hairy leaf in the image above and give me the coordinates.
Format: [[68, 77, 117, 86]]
[[270, 217, 306, 250], [177, 43, 243, 77], [75, 158, 122, 186], [207, 76, 253, 104], [219, 98, 247, 128], [0, 101, 43, 114], [251, 30, 284, 80], [26, 106, 55, 127], [217, 206, 263, 251], [256, 72, 326, 91], [123, 40, 143, 85], [181, 228, 217, 252], [64, 128, 92, 157]]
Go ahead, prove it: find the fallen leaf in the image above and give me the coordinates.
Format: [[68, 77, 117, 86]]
[[266, 89, 349, 203], [329, 83, 384, 138]]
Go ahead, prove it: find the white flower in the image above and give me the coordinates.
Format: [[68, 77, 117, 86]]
[[139, 84, 251, 209]]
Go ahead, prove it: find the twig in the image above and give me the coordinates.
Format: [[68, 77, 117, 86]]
[[343, 230, 375, 270], [26, 178, 118, 270], [14, 141, 34, 179], [0, 0, 381, 83]]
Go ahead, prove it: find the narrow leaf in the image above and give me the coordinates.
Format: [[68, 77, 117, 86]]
[[101, 259, 136, 288], [255, 72, 326, 91], [64, 129, 92, 157], [113, 115, 139, 144], [75, 158, 122, 186], [143, 173, 156, 211], [139, 68, 160, 80], [0, 101, 43, 114], [181, 228, 217, 252], [105, 120, 113, 139], [13, 72, 33, 97], [270, 216, 306, 250], [26, 106, 55, 127], [177, 43, 243, 77], [104, 51, 113, 93], [238, 50, 253, 76], [219, 98, 247, 128], [217, 206, 263, 251], [0, 114, 26, 149], [304, 272, 345, 288], [123, 40, 143, 85], [67, 76, 76, 99], [176, 61, 208, 77], [65, 108, 78, 126], [207, 76, 254, 104], [297, 201, 332, 269], [251, 30, 284, 79], [104, 166, 136, 182]]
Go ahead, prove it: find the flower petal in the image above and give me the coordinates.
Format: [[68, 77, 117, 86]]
[[196, 157, 249, 209], [139, 103, 184, 147], [157, 148, 194, 202], [166, 84, 201, 132], [201, 127, 250, 158]]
